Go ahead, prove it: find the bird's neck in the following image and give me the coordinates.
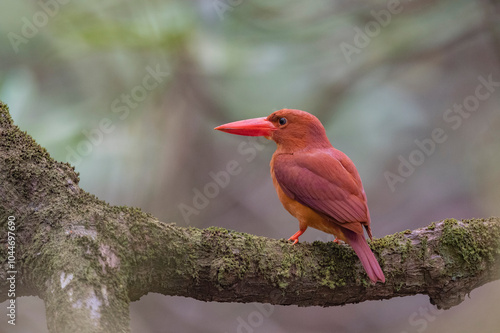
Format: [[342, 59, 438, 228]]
[[274, 137, 332, 155]]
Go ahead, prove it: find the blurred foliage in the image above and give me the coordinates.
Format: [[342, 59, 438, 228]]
[[1, 0, 500, 332]]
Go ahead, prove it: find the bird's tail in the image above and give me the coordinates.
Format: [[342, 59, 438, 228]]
[[344, 230, 385, 283]]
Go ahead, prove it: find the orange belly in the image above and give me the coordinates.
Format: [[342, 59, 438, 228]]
[[272, 173, 348, 242]]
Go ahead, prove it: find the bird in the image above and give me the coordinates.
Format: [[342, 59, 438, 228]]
[[214, 109, 385, 283]]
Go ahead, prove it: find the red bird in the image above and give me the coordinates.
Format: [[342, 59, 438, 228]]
[[215, 109, 385, 283]]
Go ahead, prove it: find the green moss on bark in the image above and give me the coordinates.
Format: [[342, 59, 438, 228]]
[[439, 218, 500, 277], [3, 100, 500, 327]]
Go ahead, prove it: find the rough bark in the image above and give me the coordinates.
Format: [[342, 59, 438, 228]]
[[1, 101, 499, 333]]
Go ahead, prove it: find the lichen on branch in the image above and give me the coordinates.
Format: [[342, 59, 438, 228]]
[[1, 101, 500, 333]]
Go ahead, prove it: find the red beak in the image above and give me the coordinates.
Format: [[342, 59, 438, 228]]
[[214, 117, 277, 137]]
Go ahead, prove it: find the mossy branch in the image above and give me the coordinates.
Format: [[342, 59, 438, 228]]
[[1, 101, 500, 333]]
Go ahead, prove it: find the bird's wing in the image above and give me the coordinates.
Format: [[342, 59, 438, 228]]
[[273, 148, 370, 233]]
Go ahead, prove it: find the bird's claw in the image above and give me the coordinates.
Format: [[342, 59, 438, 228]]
[[288, 229, 305, 245]]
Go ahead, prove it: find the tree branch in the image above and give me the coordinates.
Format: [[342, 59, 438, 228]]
[[1, 101, 499, 332]]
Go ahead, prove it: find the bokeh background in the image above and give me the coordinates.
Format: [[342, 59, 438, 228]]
[[1, 0, 500, 332]]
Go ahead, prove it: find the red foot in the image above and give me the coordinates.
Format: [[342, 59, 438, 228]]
[[288, 230, 305, 245]]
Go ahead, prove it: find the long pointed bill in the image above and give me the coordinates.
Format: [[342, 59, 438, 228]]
[[214, 117, 277, 137]]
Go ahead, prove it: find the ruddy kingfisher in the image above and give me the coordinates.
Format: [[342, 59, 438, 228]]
[[215, 109, 385, 283]]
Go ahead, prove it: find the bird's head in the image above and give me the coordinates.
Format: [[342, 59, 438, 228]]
[[215, 109, 330, 151]]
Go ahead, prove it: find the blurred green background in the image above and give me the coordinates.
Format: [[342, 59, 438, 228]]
[[1, 0, 500, 332]]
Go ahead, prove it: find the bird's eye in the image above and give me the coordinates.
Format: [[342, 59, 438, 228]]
[[279, 117, 287, 126]]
